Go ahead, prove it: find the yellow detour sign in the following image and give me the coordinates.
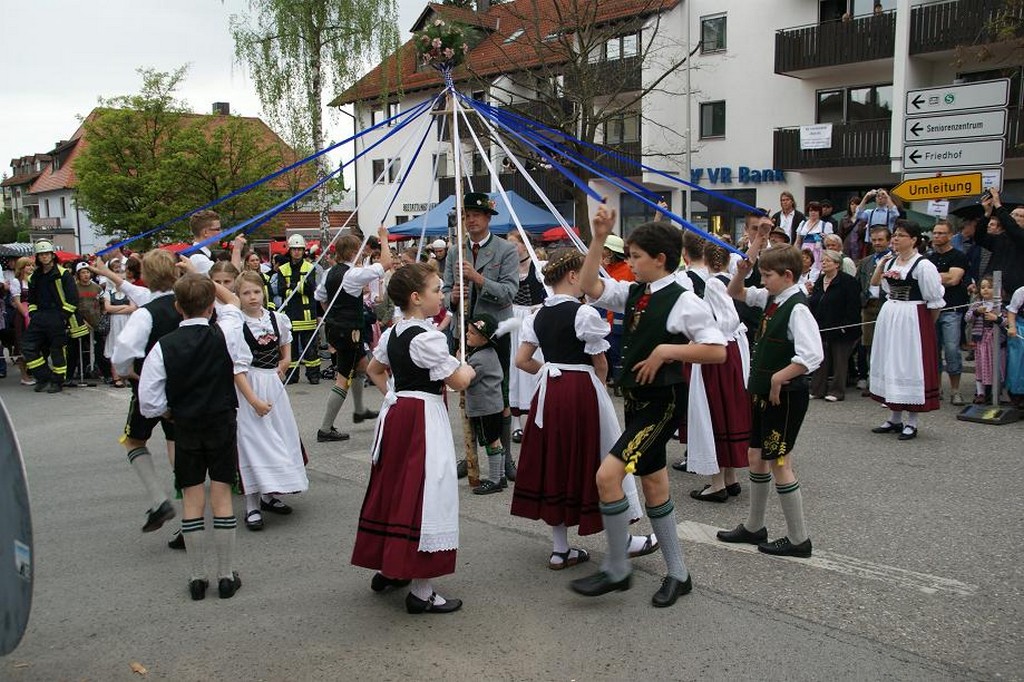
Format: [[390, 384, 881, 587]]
[[890, 172, 983, 202]]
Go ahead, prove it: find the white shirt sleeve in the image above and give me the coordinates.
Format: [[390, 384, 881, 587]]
[[667, 292, 727, 345], [274, 311, 293, 346], [342, 263, 386, 297], [112, 307, 154, 376], [119, 280, 153, 306], [673, 270, 694, 291], [373, 327, 394, 366], [789, 303, 824, 373], [314, 277, 327, 304], [1008, 286, 1024, 314], [409, 328, 461, 381], [214, 307, 253, 374], [575, 304, 611, 355], [189, 253, 214, 276], [137, 343, 168, 418], [588, 277, 632, 313], [703, 277, 741, 335], [743, 286, 770, 309], [9, 278, 21, 299], [915, 258, 946, 310], [519, 311, 539, 346]]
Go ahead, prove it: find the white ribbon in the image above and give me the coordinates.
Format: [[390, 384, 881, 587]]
[[532, 362, 595, 428]]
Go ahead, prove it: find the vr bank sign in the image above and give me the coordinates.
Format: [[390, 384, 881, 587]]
[[690, 167, 786, 184]]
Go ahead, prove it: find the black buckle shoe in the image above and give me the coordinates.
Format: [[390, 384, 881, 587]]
[[897, 426, 918, 441], [652, 575, 692, 607], [569, 570, 632, 597], [370, 572, 412, 593], [317, 428, 350, 442], [218, 571, 242, 599], [456, 459, 468, 479], [757, 537, 812, 558], [167, 530, 185, 550], [405, 592, 462, 614], [188, 578, 209, 601], [871, 421, 903, 434], [716, 523, 768, 545], [726, 482, 741, 496], [690, 485, 729, 503], [353, 409, 379, 423], [472, 478, 506, 495], [260, 497, 293, 515], [245, 510, 264, 531], [143, 500, 175, 533]]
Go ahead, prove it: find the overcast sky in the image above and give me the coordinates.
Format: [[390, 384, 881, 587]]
[[0, 0, 424, 174]]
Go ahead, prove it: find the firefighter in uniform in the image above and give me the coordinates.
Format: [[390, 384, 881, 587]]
[[23, 240, 78, 393], [272, 234, 321, 384]]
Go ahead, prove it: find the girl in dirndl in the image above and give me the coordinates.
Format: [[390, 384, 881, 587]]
[[233, 272, 309, 531], [869, 221, 945, 441], [684, 241, 752, 503], [510, 249, 653, 571], [352, 263, 475, 615], [505, 230, 547, 441], [965, 276, 1008, 404]]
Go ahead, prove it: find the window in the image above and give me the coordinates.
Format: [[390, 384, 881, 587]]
[[472, 90, 487, 102], [387, 102, 400, 126], [604, 111, 640, 144], [622, 34, 639, 58], [700, 100, 726, 138], [471, 153, 487, 176], [815, 84, 892, 123], [395, 215, 409, 225], [60, 196, 66, 218], [504, 28, 524, 43], [701, 15, 726, 52], [388, 158, 401, 184], [621, 191, 672, 238], [44, 198, 50, 217], [371, 107, 384, 126], [372, 159, 385, 183], [433, 153, 451, 178], [591, 33, 640, 63]]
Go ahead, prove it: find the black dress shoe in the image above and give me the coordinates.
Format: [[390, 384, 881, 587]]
[[143, 500, 176, 533], [757, 537, 812, 558], [726, 482, 741, 496], [370, 572, 411, 592], [871, 421, 903, 434], [168, 530, 185, 550], [189, 578, 209, 601], [317, 427, 350, 442], [671, 459, 688, 472], [33, 380, 48, 393], [716, 523, 768, 545], [569, 570, 632, 597], [511, 429, 523, 443], [897, 426, 918, 441], [260, 497, 293, 515], [218, 571, 242, 599], [245, 510, 264, 531], [651, 575, 693, 607], [456, 459, 468, 479], [472, 479, 506, 495], [307, 374, 320, 385], [405, 592, 462, 614], [353, 409, 378, 423], [690, 485, 728, 503]]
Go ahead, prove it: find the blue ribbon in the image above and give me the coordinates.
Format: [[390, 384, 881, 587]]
[[183, 95, 440, 254], [99, 97, 436, 256], [472, 98, 764, 218]]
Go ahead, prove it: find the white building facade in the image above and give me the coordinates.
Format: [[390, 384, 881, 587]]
[[338, 0, 1022, 240]]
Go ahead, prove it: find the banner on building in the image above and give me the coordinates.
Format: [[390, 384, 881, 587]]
[[800, 124, 833, 150]]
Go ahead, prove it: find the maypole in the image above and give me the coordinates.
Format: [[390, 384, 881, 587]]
[[419, 19, 480, 486]]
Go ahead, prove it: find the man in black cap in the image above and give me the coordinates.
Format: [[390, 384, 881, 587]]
[[442, 192, 520, 480]]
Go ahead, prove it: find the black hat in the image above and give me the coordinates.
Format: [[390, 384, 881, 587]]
[[463, 192, 498, 216], [467, 313, 499, 344]]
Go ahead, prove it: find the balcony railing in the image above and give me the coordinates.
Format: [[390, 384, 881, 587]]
[[566, 55, 643, 96], [775, 13, 895, 74], [911, 0, 1024, 55], [773, 119, 891, 170]]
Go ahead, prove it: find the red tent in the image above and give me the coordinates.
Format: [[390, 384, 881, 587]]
[[540, 226, 579, 243], [159, 242, 191, 253], [54, 250, 79, 263]]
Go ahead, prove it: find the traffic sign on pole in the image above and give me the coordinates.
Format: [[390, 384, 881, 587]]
[[903, 139, 1004, 170], [904, 110, 1007, 143], [906, 80, 1010, 116], [890, 172, 983, 202]]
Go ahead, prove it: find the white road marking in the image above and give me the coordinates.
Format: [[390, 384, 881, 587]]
[[678, 521, 977, 597]]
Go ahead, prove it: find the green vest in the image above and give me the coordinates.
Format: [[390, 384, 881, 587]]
[[618, 282, 687, 389], [748, 292, 805, 395]]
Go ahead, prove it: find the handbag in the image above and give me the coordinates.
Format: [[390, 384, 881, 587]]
[[95, 312, 111, 336]]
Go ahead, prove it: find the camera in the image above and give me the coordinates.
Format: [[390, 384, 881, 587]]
[[981, 189, 993, 202]]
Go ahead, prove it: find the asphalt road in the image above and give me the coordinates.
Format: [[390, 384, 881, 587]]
[[1, 375, 1021, 681]]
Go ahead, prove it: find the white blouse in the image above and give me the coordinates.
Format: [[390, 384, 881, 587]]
[[243, 309, 293, 347], [374, 318, 460, 382], [879, 254, 946, 310], [521, 294, 610, 356]]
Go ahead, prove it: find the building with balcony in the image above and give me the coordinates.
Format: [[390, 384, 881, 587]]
[[333, 0, 1024, 241], [2, 154, 51, 230]]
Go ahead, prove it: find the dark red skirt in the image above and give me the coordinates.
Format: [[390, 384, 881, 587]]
[[510, 371, 603, 536], [679, 342, 752, 469], [872, 305, 940, 412], [351, 398, 456, 579]]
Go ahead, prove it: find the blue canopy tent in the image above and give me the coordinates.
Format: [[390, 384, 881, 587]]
[[388, 190, 562, 237]]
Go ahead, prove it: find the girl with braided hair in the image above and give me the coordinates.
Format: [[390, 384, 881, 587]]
[[510, 249, 651, 571]]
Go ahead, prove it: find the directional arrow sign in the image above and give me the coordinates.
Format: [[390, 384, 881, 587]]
[[904, 110, 1007, 143], [902, 139, 1005, 170], [890, 172, 983, 202], [906, 79, 1009, 116]]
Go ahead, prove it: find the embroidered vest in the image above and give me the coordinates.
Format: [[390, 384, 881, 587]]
[[748, 292, 805, 395]]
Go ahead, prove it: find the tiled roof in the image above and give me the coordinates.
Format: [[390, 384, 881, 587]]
[[411, 3, 500, 32], [0, 170, 43, 188], [276, 211, 359, 230], [331, 0, 681, 106], [28, 109, 311, 195]]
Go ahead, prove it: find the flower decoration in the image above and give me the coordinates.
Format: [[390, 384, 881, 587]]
[[415, 19, 472, 70]]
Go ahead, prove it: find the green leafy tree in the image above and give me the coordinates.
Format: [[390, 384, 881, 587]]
[[75, 67, 291, 243], [0, 208, 17, 243], [230, 0, 401, 239]]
